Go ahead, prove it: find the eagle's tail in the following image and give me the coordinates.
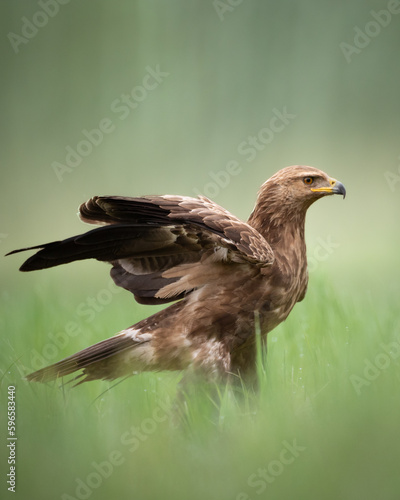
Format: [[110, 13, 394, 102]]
[[26, 328, 154, 384]]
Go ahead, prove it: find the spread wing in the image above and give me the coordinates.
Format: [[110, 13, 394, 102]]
[[7, 195, 274, 304]]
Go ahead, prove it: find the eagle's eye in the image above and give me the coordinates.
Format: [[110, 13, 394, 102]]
[[303, 177, 314, 185]]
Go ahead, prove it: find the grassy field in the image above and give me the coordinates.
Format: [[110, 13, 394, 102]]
[[1, 272, 400, 500]]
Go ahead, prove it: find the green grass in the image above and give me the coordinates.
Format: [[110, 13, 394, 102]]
[[1, 274, 400, 500]]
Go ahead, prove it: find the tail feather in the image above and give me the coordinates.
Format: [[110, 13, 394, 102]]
[[25, 301, 186, 385], [26, 331, 151, 383]]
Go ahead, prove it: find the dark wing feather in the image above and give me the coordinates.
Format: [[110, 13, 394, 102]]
[[8, 224, 165, 271], [79, 195, 274, 265], [7, 195, 274, 305]]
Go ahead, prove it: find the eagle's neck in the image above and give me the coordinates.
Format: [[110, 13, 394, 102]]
[[247, 189, 309, 281], [248, 197, 307, 246]]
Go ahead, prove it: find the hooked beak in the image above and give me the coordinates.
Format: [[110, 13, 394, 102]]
[[311, 178, 346, 199]]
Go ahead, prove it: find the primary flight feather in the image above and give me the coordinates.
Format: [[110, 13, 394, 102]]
[[7, 165, 345, 384]]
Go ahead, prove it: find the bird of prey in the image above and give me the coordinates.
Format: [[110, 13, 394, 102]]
[[8, 166, 345, 385]]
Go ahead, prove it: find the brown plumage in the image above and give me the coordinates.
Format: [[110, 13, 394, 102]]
[[7, 166, 346, 385]]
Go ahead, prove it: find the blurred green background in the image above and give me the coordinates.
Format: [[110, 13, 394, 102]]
[[1, 0, 400, 286], [1, 1, 400, 499]]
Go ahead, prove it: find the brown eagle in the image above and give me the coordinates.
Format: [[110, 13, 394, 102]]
[[8, 166, 345, 385]]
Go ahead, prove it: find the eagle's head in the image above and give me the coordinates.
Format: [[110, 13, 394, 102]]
[[261, 165, 346, 210]]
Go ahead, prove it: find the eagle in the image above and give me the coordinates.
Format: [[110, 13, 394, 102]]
[[7, 166, 345, 385]]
